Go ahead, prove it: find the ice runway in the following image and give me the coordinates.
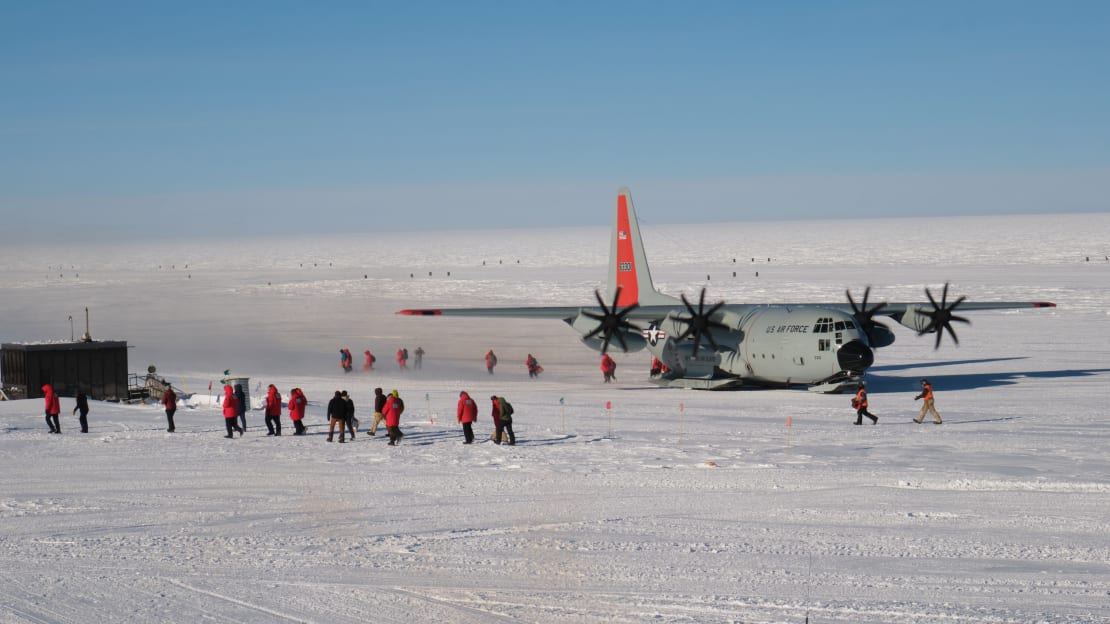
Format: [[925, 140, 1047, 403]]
[[1, 213, 1108, 623]]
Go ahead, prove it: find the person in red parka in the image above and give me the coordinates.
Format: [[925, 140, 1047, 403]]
[[383, 389, 404, 445], [222, 385, 244, 438], [264, 384, 283, 436], [457, 390, 478, 444], [526, 354, 541, 378], [601, 353, 617, 383], [162, 386, 178, 432], [42, 383, 61, 434], [396, 348, 407, 371], [484, 349, 497, 374], [363, 350, 375, 372], [490, 395, 515, 445], [288, 388, 307, 435]]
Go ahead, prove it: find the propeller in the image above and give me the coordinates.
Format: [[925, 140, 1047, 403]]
[[581, 287, 641, 354], [918, 282, 970, 349], [674, 288, 729, 356], [846, 286, 890, 345]]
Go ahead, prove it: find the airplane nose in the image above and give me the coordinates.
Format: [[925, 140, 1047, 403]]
[[837, 340, 874, 373]]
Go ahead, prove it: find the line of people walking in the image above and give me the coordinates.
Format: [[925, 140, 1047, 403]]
[[850, 379, 943, 425], [340, 345, 424, 373]]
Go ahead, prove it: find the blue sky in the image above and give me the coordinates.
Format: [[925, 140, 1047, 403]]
[[3, 1, 1109, 240]]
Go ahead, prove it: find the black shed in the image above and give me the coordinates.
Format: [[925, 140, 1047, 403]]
[[1, 341, 129, 401]]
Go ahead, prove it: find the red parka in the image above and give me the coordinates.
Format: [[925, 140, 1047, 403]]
[[265, 385, 282, 416], [601, 354, 616, 374], [42, 384, 60, 415], [288, 388, 306, 421], [162, 388, 177, 410], [490, 396, 501, 428], [383, 392, 403, 427], [457, 391, 478, 423], [222, 385, 239, 419]]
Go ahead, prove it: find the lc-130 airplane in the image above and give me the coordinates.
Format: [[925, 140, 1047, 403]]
[[399, 188, 1055, 392]]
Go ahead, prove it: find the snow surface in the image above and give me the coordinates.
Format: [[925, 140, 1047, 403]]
[[1, 213, 1109, 623]]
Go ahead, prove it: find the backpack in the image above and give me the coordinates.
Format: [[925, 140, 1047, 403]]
[[499, 398, 514, 421], [394, 397, 404, 415]]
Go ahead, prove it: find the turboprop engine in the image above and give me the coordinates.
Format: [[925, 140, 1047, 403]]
[[579, 327, 647, 353], [568, 288, 648, 353]]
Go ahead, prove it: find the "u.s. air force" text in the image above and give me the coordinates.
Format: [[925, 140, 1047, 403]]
[[766, 324, 809, 334]]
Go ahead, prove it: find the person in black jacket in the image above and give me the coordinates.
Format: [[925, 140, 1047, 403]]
[[341, 390, 357, 439], [72, 390, 90, 433], [368, 387, 387, 436], [326, 390, 347, 443], [234, 384, 247, 432]]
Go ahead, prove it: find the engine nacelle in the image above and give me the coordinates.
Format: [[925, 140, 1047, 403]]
[[568, 312, 647, 353], [580, 332, 647, 353], [895, 307, 932, 333], [868, 324, 897, 348]]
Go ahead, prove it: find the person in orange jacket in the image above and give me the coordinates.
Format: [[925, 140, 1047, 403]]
[[457, 390, 478, 444], [914, 379, 942, 424], [42, 383, 61, 434], [853, 381, 878, 425], [222, 385, 244, 438], [601, 353, 617, 383]]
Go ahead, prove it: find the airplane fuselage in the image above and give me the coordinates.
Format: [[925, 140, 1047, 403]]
[[649, 305, 874, 389], [729, 306, 872, 386]]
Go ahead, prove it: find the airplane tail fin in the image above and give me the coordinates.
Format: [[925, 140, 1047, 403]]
[[607, 187, 679, 307]]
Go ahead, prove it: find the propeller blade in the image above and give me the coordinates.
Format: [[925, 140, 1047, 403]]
[[614, 329, 629, 353], [945, 324, 960, 346]]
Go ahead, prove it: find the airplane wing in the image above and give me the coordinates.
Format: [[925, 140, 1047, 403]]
[[398, 300, 1055, 320], [398, 306, 587, 320], [827, 301, 1057, 313]]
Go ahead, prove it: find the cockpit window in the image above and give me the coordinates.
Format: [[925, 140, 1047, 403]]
[[834, 321, 845, 331], [812, 316, 835, 333]]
